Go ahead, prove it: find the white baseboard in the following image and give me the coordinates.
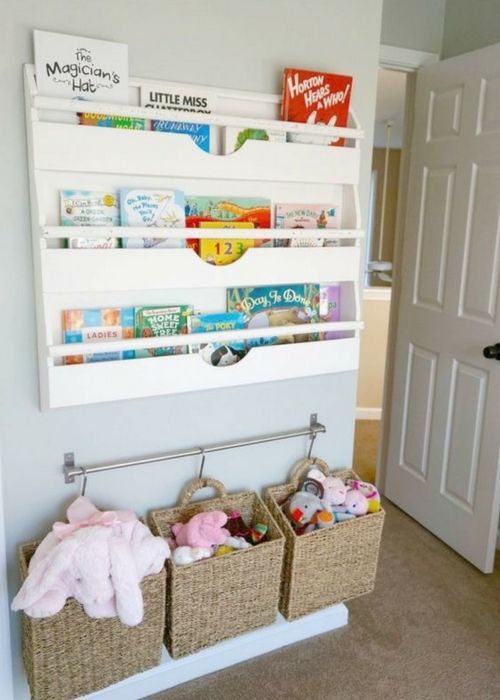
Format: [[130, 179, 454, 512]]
[[81, 604, 348, 700], [356, 407, 382, 420]]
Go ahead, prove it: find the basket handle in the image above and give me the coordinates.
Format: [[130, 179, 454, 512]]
[[178, 477, 227, 507], [288, 457, 331, 488]]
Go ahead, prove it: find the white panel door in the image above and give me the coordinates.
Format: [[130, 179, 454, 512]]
[[385, 43, 500, 572]]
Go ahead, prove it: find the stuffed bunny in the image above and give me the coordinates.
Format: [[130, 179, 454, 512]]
[[332, 489, 369, 517], [307, 468, 347, 508], [172, 511, 229, 548], [12, 519, 169, 626], [345, 478, 381, 513]]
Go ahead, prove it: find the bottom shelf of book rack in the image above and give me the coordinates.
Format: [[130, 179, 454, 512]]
[[45, 336, 360, 409]]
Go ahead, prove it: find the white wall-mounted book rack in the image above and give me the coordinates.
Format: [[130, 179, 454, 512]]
[[24, 65, 364, 410]]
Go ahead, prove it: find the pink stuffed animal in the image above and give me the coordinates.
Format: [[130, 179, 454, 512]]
[[172, 511, 229, 548], [345, 478, 381, 513], [332, 489, 369, 517], [307, 468, 347, 508], [12, 497, 169, 627]]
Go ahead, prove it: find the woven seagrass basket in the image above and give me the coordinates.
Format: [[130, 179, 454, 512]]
[[149, 477, 285, 659], [19, 541, 166, 700], [265, 458, 385, 621]]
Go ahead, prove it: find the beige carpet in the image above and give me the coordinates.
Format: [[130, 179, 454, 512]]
[[146, 423, 500, 700]]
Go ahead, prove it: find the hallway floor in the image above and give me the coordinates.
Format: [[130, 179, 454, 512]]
[[147, 421, 500, 700]]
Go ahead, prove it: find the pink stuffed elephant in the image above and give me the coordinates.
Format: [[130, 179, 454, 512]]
[[172, 511, 229, 548], [12, 497, 169, 626]]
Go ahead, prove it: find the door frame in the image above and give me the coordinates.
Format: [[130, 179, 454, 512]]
[[375, 45, 438, 494]]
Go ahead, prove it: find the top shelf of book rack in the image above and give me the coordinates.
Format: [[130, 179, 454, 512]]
[[25, 65, 364, 142]]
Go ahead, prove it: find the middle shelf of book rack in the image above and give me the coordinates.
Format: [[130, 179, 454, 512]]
[[40, 245, 361, 292]]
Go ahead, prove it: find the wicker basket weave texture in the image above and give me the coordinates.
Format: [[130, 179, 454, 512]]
[[149, 477, 285, 659], [265, 458, 385, 621], [19, 541, 166, 700]]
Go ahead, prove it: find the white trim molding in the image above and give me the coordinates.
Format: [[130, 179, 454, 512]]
[[363, 287, 392, 302], [356, 408, 382, 420], [379, 44, 439, 72], [80, 605, 348, 699]]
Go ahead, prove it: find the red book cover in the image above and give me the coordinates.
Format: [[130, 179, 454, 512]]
[[281, 68, 352, 147]]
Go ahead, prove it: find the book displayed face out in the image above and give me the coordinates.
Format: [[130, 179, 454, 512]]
[[34, 30, 129, 102]]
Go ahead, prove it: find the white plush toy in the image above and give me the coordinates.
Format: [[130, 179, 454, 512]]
[[172, 546, 212, 566], [224, 536, 251, 550], [307, 467, 347, 508]]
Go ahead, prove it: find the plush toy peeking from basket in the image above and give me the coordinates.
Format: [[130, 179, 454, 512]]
[[149, 476, 285, 658], [265, 458, 385, 621], [13, 496, 168, 700]]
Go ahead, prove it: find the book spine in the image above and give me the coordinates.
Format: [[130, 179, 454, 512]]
[[280, 69, 290, 122]]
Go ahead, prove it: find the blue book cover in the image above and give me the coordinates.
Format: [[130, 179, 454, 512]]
[[188, 312, 247, 365], [152, 120, 210, 152], [226, 284, 319, 347], [120, 188, 186, 248]]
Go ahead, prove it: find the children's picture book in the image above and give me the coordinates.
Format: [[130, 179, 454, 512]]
[[120, 188, 186, 248], [198, 222, 255, 265], [62, 307, 134, 364], [188, 312, 248, 366], [319, 285, 343, 339], [185, 196, 271, 229], [140, 85, 215, 114], [223, 127, 286, 154], [199, 239, 255, 265], [79, 113, 148, 130], [152, 121, 210, 152], [281, 68, 352, 147], [34, 30, 128, 103], [60, 190, 120, 248], [227, 284, 320, 347], [275, 203, 341, 247], [134, 305, 192, 357]]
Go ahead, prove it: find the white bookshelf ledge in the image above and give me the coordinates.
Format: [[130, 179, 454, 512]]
[[81, 604, 348, 700]]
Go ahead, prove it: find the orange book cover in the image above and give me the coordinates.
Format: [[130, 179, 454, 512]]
[[281, 68, 352, 147]]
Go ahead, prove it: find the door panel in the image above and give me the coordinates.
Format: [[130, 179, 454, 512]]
[[460, 164, 500, 321], [385, 43, 500, 572], [442, 361, 485, 510], [414, 167, 454, 309], [400, 344, 436, 480]]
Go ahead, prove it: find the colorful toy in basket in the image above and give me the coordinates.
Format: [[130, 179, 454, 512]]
[[11, 496, 169, 626], [346, 478, 381, 513], [283, 467, 379, 534], [171, 511, 229, 548], [284, 491, 330, 535], [331, 489, 369, 517], [170, 509, 266, 563], [307, 467, 347, 507]]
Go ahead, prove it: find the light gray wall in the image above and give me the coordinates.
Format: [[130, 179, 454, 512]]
[[0, 0, 383, 696], [442, 0, 500, 58], [381, 0, 446, 53]]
